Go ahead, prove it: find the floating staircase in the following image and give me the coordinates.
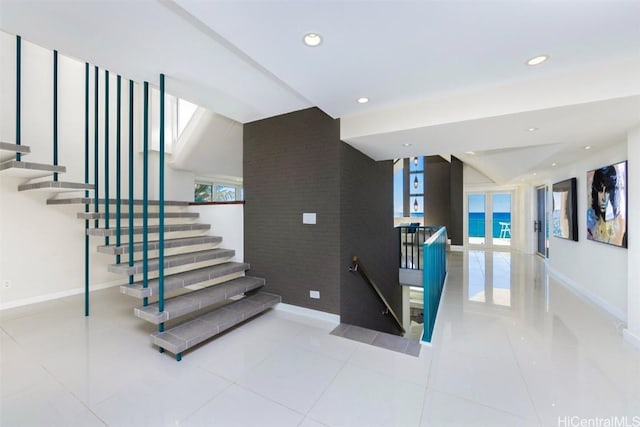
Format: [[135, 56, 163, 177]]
[[0, 141, 94, 192], [57, 197, 280, 361]]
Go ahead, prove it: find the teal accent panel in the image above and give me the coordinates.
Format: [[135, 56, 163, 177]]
[[421, 226, 447, 342]]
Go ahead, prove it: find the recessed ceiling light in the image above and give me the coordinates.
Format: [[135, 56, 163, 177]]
[[303, 33, 322, 47], [402, 143, 412, 147], [465, 151, 475, 155], [357, 97, 369, 104], [584, 145, 591, 150], [552, 162, 557, 166], [526, 54, 549, 66], [527, 127, 539, 132], [533, 172, 537, 176]]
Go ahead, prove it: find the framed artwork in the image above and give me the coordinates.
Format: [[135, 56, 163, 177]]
[[587, 161, 627, 248], [552, 177, 578, 241]]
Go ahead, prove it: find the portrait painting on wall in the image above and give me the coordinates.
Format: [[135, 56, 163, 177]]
[[586, 161, 627, 248], [552, 177, 578, 241]]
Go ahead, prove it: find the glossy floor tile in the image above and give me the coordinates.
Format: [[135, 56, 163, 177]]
[[1, 249, 639, 426]]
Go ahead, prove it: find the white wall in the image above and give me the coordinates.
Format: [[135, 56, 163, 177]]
[[191, 204, 244, 263], [625, 126, 640, 347], [546, 141, 628, 320]]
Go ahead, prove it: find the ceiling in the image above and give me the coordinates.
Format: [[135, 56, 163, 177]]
[[1, 0, 639, 184]]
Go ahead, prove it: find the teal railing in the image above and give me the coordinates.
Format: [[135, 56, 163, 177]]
[[422, 226, 447, 342]]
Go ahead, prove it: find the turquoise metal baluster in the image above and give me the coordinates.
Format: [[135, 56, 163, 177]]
[[142, 82, 149, 306], [128, 80, 134, 285], [94, 66, 99, 230], [159, 74, 166, 341], [84, 62, 90, 316], [104, 70, 110, 246], [116, 75, 121, 265], [15, 36, 21, 161], [53, 50, 58, 182]]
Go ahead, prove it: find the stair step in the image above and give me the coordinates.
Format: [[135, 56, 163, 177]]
[[120, 262, 250, 298], [79, 211, 199, 220], [98, 235, 221, 255], [0, 160, 66, 179], [0, 142, 30, 162], [134, 276, 266, 324], [47, 197, 190, 206], [109, 248, 235, 276], [87, 223, 210, 237], [18, 180, 95, 192], [150, 292, 281, 357]]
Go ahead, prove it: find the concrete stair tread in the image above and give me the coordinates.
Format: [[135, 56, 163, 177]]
[[109, 248, 235, 276], [0, 160, 66, 179], [87, 223, 210, 236], [18, 181, 95, 192], [150, 292, 281, 356], [47, 197, 190, 206], [120, 262, 250, 298], [79, 211, 199, 220], [98, 235, 221, 255], [134, 276, 266, 324], [0, 142, 30, 162]]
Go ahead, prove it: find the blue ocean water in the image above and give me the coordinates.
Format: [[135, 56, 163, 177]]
[[469, 212, 511, 237]]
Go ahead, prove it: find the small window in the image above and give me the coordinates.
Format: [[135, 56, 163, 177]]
[[194, 180, 243, 203], [194, 183, 213, 203]]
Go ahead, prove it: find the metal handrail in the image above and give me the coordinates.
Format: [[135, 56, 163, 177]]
[[349, 256, 405, 334]]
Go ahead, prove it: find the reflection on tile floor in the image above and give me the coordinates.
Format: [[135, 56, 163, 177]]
[[1, 250, 639, 426]]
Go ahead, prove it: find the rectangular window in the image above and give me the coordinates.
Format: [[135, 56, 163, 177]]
[[194, 180, 243, 203]]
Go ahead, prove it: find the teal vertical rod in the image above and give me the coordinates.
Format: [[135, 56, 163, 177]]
[[158, 74, 165, 333], [116, 75, 122, 265], [94, 66, 99, 229], [128, 81, 134, 285], [142, 81, 149, 306], [53, 50, 58, 181], [84, 62, 90, 317], [104, 70, 110, 246], [16, 36, 21, 161]]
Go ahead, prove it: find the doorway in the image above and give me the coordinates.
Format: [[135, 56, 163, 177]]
[[467, 191, 513, 248], [535, 186, 548, 257]]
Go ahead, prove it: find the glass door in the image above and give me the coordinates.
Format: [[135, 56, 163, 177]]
[[467, 191, 513, 247], [492, 193, 512, 247], [468, 194, 486, 245]]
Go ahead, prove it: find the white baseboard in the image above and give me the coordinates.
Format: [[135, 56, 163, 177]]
[[275, 302, 340, 324], [623, 328, 640, 350], [0, 279, 124, 311], [548, 267, 626, 322]]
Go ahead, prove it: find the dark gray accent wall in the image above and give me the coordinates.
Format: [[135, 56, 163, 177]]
[[244, 108, 341, 314], [244, 107, 400, 334], [449, 156, 464, 245], [340, 143, 401, 335], [424, 156, 451, 229]]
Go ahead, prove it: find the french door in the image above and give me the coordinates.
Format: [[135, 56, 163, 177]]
[[467, 191, 513, 247]]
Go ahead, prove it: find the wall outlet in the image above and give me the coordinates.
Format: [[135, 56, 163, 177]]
[[2, 280, 11, 289], [309, 290, 320, 299]]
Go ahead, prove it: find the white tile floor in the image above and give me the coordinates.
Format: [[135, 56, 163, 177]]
[[1, 250, 639, 426]]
